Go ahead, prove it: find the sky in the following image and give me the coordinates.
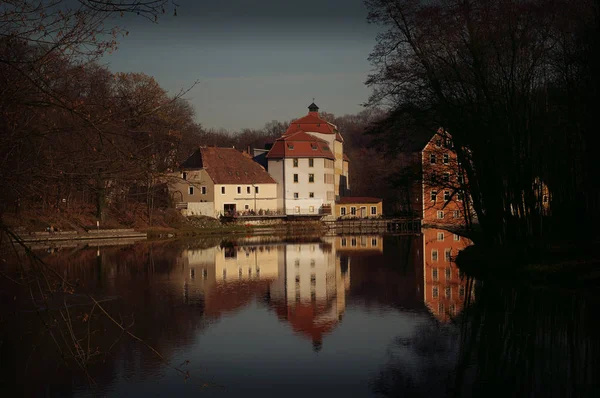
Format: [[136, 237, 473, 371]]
[[101, 0, 380, 130]]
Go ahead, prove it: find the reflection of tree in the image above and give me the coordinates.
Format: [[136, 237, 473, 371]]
[[0, 240, 208, 396], [371, 320, 459, 397], [454, 281, 600, 398]]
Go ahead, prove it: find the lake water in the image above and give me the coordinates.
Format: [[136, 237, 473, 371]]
[[1, 229, 598, 397]]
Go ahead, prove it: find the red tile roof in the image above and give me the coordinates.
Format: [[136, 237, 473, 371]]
[[343, 153, 350, 162], [181, 147, 276, 184], [284, 111, 341, 141], [336, 197, 382, 204], [271, 301, 339, 347], [266, 131, 335, 160]]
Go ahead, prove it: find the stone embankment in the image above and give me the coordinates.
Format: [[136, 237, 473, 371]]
[[16, 228, 147, 243]]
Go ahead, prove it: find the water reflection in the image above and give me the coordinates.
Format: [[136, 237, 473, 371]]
[[2, 230, 597, 397], [422, 229, 472, 322]]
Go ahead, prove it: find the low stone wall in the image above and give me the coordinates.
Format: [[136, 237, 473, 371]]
[[183, 202, 215, 218]]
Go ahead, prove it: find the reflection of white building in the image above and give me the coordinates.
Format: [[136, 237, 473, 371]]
[[177, 237, 386, 348], [270, 242, 338, 305], [185, 244, 282, 284]]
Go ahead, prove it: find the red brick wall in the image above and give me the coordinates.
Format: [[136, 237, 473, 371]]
[[421, 132, 469, 226]]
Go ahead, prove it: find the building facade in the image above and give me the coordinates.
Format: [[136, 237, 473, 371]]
[[335, 197, 383, 219], [279, 103, 350, 198], [171, 147, 278, 217], [266, 131, 336, 215]]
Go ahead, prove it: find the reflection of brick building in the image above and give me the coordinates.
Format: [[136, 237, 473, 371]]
[[422, 228, 472, 322]]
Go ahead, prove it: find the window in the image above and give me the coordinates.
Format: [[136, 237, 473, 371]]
[[288, 144, 294, 150], [308, 173, 314, 183], [437, 232, 444, 241], [293, 158, 298, 167], [295, 206, 300, 214], [237, 186, 241, 194], [189, 186, 194, 195], [432, 286, 439, 298], [324, 173, 334, 184], [311, 143, 318, 150], [255, 186, 259, 194], [453, 210, 460, 218], [309, 192, 314, 198], [458, 175, 464, 184], [432, 268, 439, 280], [432, 249, 438, 261], [445, 267, 451, 280], [295, 259, 300, 267], [308, 158, 314, 167], [351, 207, 356, 215], [309, 206, 314, 213], [351, 238, 357, 247], [445, 248, 452, 262], [444, 191, 450, 201], [182, 172, 187, 180], [459, 285, 465, 297], [247, 186, 251, 194], [430, 153, 436, 164], [453, 234, 460, 241], [443, 173, 450, 183], [371, 206, 377, 215], [543, 195, 548, 203], [221, 186, 225, 195], [371, 238, 377, 246], [244, 204, 249, 210], [310, 259, 315, 267], [435, 138, 442, 146], [438, 302, 444, 314], [445, 286, 451, 298], [437, 210, 444, 219], [293, 174, 298, 183], [431, 191, 437, 201], [201, 186, 207, 195], [457, 192, 464, 201], [327, 191, 334, 201], [443, 153, 449, 164], [449, 304, 456, 315], [340, 207, 346, 216], [341, 238, 347, 247], [293, 192, 299, 199]]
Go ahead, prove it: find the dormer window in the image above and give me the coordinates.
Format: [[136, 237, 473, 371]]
[[287, 144, 294, 150], [323, 146, 330, 151], [182, 172, 187, 180], [311, 144, 318, 150]]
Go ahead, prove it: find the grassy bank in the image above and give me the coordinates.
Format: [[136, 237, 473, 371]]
[[2, 205, 327, 241]]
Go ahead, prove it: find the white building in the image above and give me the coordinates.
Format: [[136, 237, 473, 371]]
[[280, 102, 350, 197], [170, 147, 278, 217], [266, 131, 336, 215]]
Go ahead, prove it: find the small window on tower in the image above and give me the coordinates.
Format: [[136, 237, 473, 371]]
[[288, 144, 294, 150]]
